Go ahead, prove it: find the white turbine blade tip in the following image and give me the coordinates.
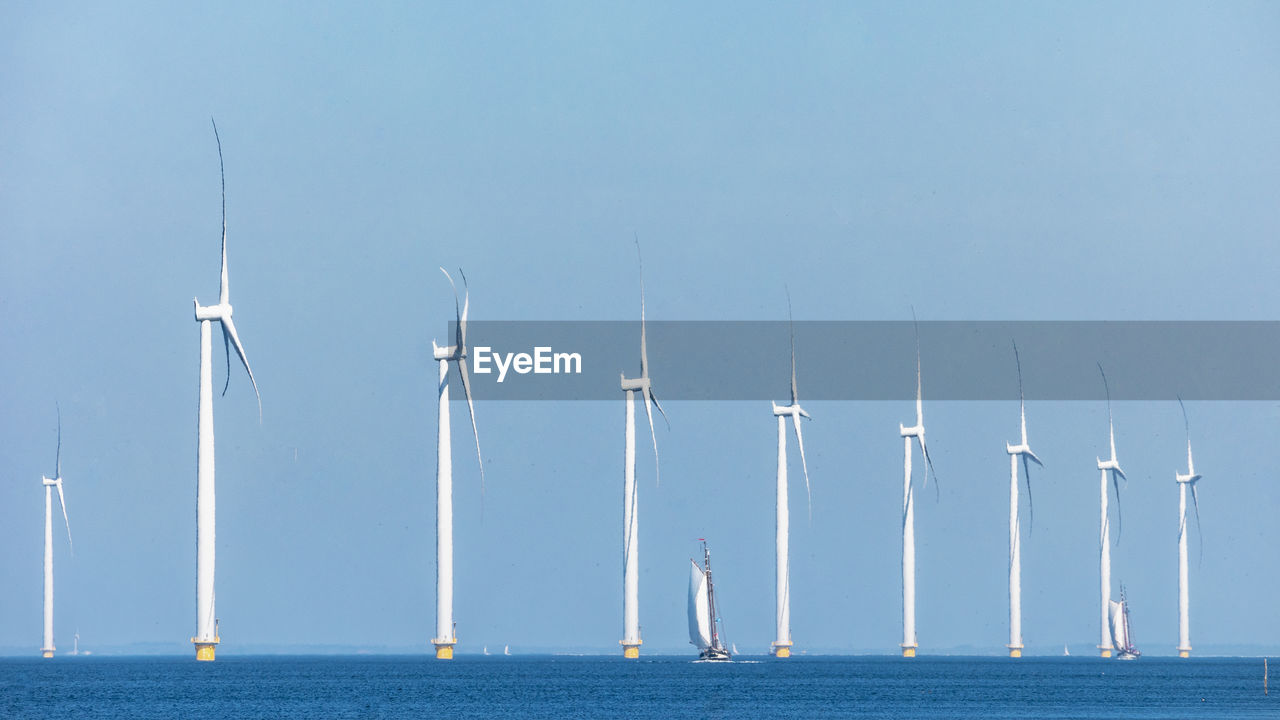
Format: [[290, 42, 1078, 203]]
[[56, 480, 73, 554], [221, 317, 262, 420]]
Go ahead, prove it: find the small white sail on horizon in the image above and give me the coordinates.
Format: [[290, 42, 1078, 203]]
[[504, 644, 510, 656], [688, 559, 712, 650]]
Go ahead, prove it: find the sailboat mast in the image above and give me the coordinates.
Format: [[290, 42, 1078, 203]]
[[704, 542, 721, 650], [1122, 592, 1134, 652]]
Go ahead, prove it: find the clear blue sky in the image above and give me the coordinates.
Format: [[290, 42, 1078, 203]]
[[1, 2, 1278, 655]]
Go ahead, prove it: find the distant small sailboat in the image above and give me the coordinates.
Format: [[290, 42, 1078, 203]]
[[483, 646, 489, 656], [732, 642, 739, 656], [1109, 587, 1141, 660], [503, 645, 510, 656], [688, 540, 731, 661], [71, 632, 80, 656], [1063, 644, 1069, 656]]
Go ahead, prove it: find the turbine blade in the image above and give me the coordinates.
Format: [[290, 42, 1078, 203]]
[[440, 267, 463, 351], [635, 236, 649, 379], [1098, 362, 1117, 461], [1025, 449, 1044, 467], [918, 434, 939, 501], [55, 403, 62, 480], [212, 118, 229, 306], [1111, 470, 1123, 546], [791, 413, 812, 523], [641, 388, 660, 486], [458, 268, 470, 350], [221, 317, 262, 421], [1013, 340, 1027, 444], [913, 311, 923, 426], [650, 389, 670, 430], [56, 479, 72, 556], [1179, 396, 1195, 475], [787, 287, 798, 405], [457, 356, 486, 502], [1190, 480, 1203, 567], [1021, 453, 1034, 536], [221, 323, 232, 396]]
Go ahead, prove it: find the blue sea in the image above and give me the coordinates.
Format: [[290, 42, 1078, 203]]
[[2, 655, 1274, 719]]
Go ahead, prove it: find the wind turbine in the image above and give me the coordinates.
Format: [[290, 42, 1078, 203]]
[[898, 316, 937, 658], [1095, 364, 1125, 658], [1175, 397, 1203, 658], [1004, 342, 1042, 658], [191, 120, 261, 662], [431, 267, 485, 660], [619, 240, 666, 659], [40, 408, 73, 659], [770, 291, 812, 659]]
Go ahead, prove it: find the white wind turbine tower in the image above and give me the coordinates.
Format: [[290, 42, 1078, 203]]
[[1175, 397, 1203, 658], [430, 268, 485, 660], [770, 292, 812, 659], [191, 120, 261, 662], [898, 317, 938, 658], [1095, 364, 1125, 658], [40, 409, 73, 659], [1004, 342, 1042, 658], [619, 241, 666, 659]]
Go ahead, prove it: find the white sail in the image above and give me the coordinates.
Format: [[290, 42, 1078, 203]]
[[1108, 600, 1127, 651], [688, 560, 712, 650]]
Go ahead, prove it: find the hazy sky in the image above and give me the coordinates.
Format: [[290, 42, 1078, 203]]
[[2, 2, 1278, 655]]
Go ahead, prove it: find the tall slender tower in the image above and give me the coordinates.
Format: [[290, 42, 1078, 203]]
[[430, 268, 484, 660], [191, 121, 261, 661], [770, 297, 811, 659], [618, 240, 664, 659], [1175, 399, 1202, 658], [41, 478, 55, 658], [1004, 343, 1041, 658]]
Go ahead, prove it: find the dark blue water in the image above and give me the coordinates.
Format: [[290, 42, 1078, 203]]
[[2, 655, 1274, 719]]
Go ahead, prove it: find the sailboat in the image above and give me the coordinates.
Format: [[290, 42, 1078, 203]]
[[1108, 587, 1141, 660], [688, 540, 731, 661], [482, 646, 489, 656], [503, 645, 510, 656], [1063, 644, 1069, 656]]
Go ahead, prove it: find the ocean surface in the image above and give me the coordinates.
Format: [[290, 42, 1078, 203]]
[[2, 655, 1274, 719]]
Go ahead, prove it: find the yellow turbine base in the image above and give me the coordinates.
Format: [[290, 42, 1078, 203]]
[[41, 650, 54, 659], [1179, 650, 1190, 658], [1100, 649, 1112, 658], [435, 646, 454, 659], [902, 647, 917, 658], [623, 646, 640, 659], [774, 647, 791, 658], [1009, 648, 1022, 658], [194, 643, 217, 661]]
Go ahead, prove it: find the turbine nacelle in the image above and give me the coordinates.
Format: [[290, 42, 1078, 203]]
[[42, 476, 58, 487], [772, 402, 809, 419], [433, 340, 462, 362], [1097, 458, 1126, 478], [193, 300, 232, 322], [1175, 472, 1202, 485], [620, 374, 651, 393], [899, 422, 923, 438], [1006, 444, 1042, 465]]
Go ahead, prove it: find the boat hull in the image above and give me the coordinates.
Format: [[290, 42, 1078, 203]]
[[698, 647, 731, 662]]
